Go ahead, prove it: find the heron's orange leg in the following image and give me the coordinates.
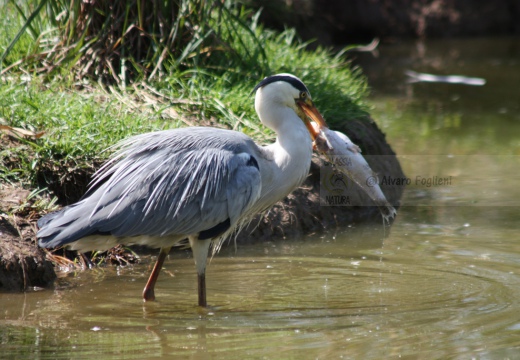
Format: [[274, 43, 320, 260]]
[[143, 246, 171, 302]]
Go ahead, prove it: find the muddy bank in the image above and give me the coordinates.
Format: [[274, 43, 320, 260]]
[[0, 117, 404, 290], [0, 223, 56, 292], [0, 188, 56, 291]]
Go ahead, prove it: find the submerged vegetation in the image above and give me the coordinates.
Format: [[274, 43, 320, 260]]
[[0, 0, 369, 201]]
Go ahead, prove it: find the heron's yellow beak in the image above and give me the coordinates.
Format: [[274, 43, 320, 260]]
[[297, 99, 328, 140]]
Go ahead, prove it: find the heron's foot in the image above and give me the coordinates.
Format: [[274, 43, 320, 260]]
[[142, 287, 156, 302]]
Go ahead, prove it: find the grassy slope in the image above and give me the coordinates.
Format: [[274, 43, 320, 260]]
[[0, 2, 369, 204]]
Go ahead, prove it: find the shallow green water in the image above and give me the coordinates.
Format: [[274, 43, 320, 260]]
[[2, 37, 520, 359]]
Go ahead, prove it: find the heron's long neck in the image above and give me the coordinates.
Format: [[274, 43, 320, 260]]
[[259, 107, 313, 205]]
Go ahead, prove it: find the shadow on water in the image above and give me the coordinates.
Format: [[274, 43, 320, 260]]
[[2, 37, 520, 358]]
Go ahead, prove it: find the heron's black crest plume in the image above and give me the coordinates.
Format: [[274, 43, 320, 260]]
[[252, 74, 309, 95]]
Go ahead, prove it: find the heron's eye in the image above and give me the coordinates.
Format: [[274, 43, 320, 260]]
[[299, 92, 307, 99]]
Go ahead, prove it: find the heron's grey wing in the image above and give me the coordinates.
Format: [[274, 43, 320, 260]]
[[37, 127, 262, 248], [90, 148, 261, 237]]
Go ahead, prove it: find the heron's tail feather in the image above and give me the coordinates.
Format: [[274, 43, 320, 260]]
[[37, 201, 96, 248]]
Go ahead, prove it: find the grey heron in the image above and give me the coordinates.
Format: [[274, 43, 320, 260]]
[[37, 74, 327, 307]]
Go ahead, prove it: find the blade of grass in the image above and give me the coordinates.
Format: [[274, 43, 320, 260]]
[[1, 0, 48, 69]]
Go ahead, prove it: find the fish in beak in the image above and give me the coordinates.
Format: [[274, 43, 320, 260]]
[[296, 98, 328, 140]]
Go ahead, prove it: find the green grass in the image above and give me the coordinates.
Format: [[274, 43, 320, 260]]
[[0, 1, 370, 201], [0, 80, 169, 185]]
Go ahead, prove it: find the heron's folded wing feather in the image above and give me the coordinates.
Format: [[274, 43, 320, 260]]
[[90, 148, 261, 237]]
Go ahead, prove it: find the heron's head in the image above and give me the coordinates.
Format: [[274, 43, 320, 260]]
[[252, 74, 328, 139]]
